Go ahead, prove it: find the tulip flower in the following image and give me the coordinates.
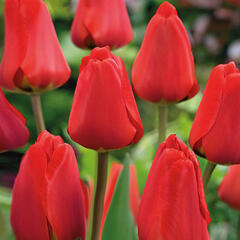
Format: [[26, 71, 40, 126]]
[[11, 131, 86, 240], [218, 165, 240, 209], [138, 134, 210, 240], [189, 62, 240, 164], [0, 89, 29, 152], [0, 0, 70, 93], [100, 162, 140, 239], [71, 0, 133, 49], [68, 46, 143, 151], [132, 1, 199, 104]]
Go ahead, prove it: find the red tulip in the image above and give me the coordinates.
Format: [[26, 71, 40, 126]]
[[68, 46, 143, 151], [11, 131, 86, 240], [71, 0, 133, 49], [189, 62, 240, 164], [0, 89, 29, 152], [132, 1, 199, 104], [218, 165, 240, 209], [138, 135, 210, 240], [0, 0, 70, 93], [99, 162, 140, 239]]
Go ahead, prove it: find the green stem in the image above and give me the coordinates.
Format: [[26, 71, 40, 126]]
[[30, 94, 46, 134], [158, 104, 168, 145], [91, 152, 108, 240], [203, 162, 217, 190], [237, 214, 240, 240]]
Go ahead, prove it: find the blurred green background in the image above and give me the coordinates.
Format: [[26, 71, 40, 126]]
[[0, 0, 240, 239]]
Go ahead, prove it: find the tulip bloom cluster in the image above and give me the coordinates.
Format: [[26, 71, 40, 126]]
[[3, 0, 236, 239]]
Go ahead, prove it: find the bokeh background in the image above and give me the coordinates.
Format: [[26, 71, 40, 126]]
[[0, 0, 240, 239]]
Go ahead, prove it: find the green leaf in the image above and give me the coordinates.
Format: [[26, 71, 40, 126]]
[[102, 159, 137, 240]]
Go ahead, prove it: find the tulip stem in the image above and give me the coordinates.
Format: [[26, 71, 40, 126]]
[[237, 214, 240, 240], [91, 152, 108, 240], [158, 104, 168, 144], [203, 162, 217, 190], [30, 94, 46, 134]]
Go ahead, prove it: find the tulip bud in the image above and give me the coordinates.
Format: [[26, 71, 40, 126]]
[[71, 0, 133, 49], [132, 2, 199, 104], [138, 135, 210, 240], [0, 89, 29, 152], [218, 165, 240, 210], [100, 162, 140, 239], [68, 46, 143, 151], [11, 131, 86, 240], [0, 0, 71, 93], [189, 62, 240, 164]]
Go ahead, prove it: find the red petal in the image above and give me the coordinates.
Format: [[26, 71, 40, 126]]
[[218, 165, 240, 209], [80, 178, 91, 224], [0, 89, 29, 152], [0, 0, 27, 90], [129, 164, 140, 223], [114, 56, 144, 145], [36, 130, 64, 160], [11, 144, 50, 240], [46, 144, 86, 240], [100, 162, 123, 239]]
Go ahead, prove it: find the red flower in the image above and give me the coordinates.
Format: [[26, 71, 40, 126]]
[[189, 62, 240, 164], [71, 0, 133, 49], [68, 46, 143, 151], [0, 0, 70, 93], [132, 1, 199, 104], [218, 165, 240, 209], [138, 135, 210, 240], [11, 131, 86, 240], [0, 89, 29, 152], [99, 162, 140, 239]]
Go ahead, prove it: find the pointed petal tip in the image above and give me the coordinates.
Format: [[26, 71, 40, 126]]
[[156, 1, 177, 18]]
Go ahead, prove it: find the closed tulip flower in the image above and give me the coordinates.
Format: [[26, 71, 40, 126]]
[[218, 165, 240, 209], [11, 131, 86, 240], [71, 0, 133, 49], [138, 135, 210, 240], [189, 62, 240, 164], [0, 0, 70, 93], [68, 46, 143, 151], [132, 1, 199, 104], [0, 89, 29, 152]]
